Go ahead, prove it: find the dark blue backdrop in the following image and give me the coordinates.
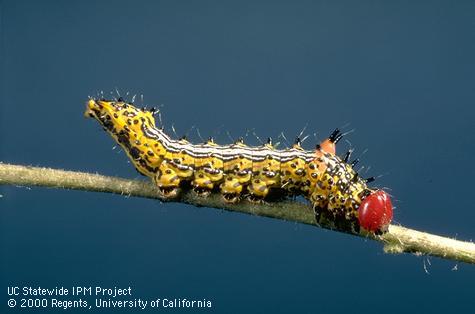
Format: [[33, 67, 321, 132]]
[[1, 0, 474, 313]]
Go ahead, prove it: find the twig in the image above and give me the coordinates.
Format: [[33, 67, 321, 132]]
[[1, 162, 474, 265]]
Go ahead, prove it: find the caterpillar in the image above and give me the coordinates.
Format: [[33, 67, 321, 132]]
[[85, 98, 393, 233]]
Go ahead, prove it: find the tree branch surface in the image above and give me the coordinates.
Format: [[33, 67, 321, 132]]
[[1, 162, 474, 265]]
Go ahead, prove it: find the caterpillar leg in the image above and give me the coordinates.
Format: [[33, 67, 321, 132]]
[[310, 190, 328, 212], [247, 179, 270, 203], [248, 146, 281, 202], [192, 167, 224, 196], [192, 171, 214, 196], [154, 161, 181, 198], [192, 159, 224, 197], [221, 150, 252, 203], [220, 175, 244, 203]]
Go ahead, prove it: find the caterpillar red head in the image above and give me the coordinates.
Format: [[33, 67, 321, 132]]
[[358, 190, 393, 232]]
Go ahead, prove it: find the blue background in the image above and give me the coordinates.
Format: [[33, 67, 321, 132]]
[[1, 0, 474, 313]]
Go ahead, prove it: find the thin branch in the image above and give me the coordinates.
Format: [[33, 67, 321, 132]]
[[1, 162, 474, 265]]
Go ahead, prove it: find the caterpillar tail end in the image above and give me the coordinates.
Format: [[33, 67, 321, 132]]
[[84, 99, 98, 118]]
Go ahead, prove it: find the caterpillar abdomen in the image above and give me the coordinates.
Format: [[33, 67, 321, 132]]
[[85, 98, 393, 233]]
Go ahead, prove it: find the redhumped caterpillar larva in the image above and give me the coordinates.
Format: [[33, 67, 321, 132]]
[[85, 98, 393, 233]]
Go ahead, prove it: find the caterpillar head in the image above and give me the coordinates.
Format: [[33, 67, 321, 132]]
[[358, 190, 393, 232]]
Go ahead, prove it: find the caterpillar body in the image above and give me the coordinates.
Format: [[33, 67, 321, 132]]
[[85, 98, 393, 233]]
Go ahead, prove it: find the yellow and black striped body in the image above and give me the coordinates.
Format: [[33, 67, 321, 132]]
[[85, 99, 371, 229]]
